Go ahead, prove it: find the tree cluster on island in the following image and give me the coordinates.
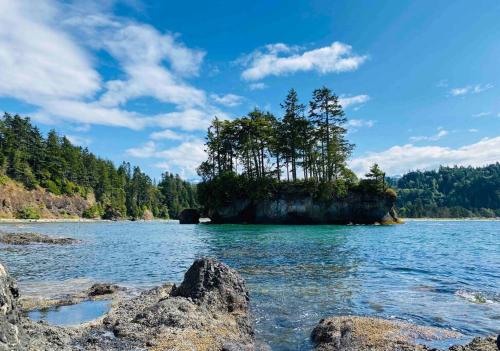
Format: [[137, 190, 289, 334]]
[[0, 113, 197, 219], [197, 87, 391, 210]]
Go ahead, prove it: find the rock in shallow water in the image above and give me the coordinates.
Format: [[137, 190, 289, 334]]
[[311, 316, 499, 351], [1, 257, 256, 350], [0, 232, 79, 245]]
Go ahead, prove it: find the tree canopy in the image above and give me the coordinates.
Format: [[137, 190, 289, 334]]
[[0, 113, 197, 219], [389, 163, 500, 218]]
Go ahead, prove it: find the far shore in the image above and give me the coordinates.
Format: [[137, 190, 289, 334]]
[[0, 217, 497, 224]]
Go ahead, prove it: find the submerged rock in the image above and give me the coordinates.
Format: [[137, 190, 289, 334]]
[[311, 316, 499, 351], [0, 232, 79, 245], [179, 208, 200, 224]]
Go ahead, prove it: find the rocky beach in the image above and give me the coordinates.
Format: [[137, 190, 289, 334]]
[[1, 253, 498, 351]]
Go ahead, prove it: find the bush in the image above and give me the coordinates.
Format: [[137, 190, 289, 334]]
[[44, 179, 61, 195], [16, 206, 41, 219], [82, 204, 104, 219]]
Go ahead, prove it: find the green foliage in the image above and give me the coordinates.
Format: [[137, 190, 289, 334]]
[[16, 206, 41, 220], [391, 163, 500, 218], [0, 113, 197, 220], [198, 87, 353, 183], [82, 204, 104, 219]]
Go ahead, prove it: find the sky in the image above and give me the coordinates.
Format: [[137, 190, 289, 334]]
[[1, 0, 499, 181]]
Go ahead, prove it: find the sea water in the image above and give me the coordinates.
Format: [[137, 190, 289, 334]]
[[0, 220, 498, 349]]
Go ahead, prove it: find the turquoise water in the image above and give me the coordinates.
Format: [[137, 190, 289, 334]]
[[28, 300, 110, 326], [0, 220, 498, 349]]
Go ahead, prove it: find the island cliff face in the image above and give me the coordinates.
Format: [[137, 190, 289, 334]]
[[208, 191, 398, 224]]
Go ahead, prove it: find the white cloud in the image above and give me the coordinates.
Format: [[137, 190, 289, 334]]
[[155, 140, 207, 178], [0, 0, 221, 133], [472, 111, 491, 117], [0, 1, 100, 103], [350, 136, 500, 176], [347, 119, 375, 128], [127, 139, 207, 177], [126, 141, 157, 158], [210, 93, 244, 107], [468, 129, 478, 133], [150, 129, 186, 141], [240, 41, 367, 81], [409, 128, 448, 142], [339, 94, 370, 109], [66, 134, 92, 146], [153, 108, 226, 132], [450, 83, 493, 96], [249, 82, 267, 91]]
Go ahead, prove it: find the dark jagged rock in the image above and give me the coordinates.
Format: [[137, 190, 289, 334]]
[[2, 258, 256, 350], [208, 191, 400, 225], [171, 258, 249, 313], [0, 262, 25, 351], [87, 283, 122, 297], [0, 232, 79, 245], [311, 316, 498, 351], [179, 208, 200, 224]]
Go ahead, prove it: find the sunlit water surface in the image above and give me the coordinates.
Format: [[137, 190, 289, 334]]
[[0, 220, 498, 349]]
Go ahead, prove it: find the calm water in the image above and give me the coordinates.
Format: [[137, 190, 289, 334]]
[[0, 220, 498, 349]]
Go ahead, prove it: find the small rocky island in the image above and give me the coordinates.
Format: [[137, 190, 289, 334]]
[[197, 88, 401, 225], [1, 258, 498, 351]]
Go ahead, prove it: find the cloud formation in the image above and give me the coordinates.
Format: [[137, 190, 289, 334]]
[[409, 128, 449, 142], [240, 42, 367, 81], [339, 95, 370, 109], [210, 93, 244, 107], [449, 83, 493, 96], [0, 0, 219, 132], [350, 136, 500, 176]]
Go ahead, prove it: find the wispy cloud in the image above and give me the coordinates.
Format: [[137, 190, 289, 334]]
[[468, 128, 478, 133], [210, 93, 244, 107], [248, 82, 267, 91], [449, 83, 493, 96], [409, 128, 449, 142], [240, 41, 367, 81], [66, 134, 92, 146], [126, 139, 207, 178], [350, 136, 500, 176], [0, 0, 223, 133], [472, 111, 492, 117], [339, 94, 370, 109], [150, 129, 187, 141], [347, 119, 375, 128]]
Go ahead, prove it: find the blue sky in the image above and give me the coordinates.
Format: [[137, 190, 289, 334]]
[[1, 0, 499, 180]]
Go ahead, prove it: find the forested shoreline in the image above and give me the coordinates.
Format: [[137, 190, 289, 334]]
[[390, 163, 500, 218], [0, 113, 197, 220]]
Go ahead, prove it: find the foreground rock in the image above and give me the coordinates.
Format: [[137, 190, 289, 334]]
[[0, 263, 26, 350], [179, 208, 200, 224], [1, 258, 256, 350], [0, 232, 79, 245], [311, 316, 499, 351]]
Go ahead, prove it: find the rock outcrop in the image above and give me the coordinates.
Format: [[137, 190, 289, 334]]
[[1, 258, 256, 350], [0, 232, 79, 245], [0, 179, 93, 219], [311, 316, 499, 351], [179, 208, 201, 224], [0, 262, 25, 351], [208, 191, 399, 224]]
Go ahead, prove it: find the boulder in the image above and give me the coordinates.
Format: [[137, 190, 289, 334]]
[[311, 316, 499, 351], [171, 257, 249, 313], [179, 208, 200, 224], [0, 232, 79, 245], [0, 262, 25, 351]]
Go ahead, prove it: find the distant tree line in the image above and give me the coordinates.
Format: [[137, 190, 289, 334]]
[[0, 113, 197, 219], [389, 164, 500, 218], [197, 87, 391, 209]]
